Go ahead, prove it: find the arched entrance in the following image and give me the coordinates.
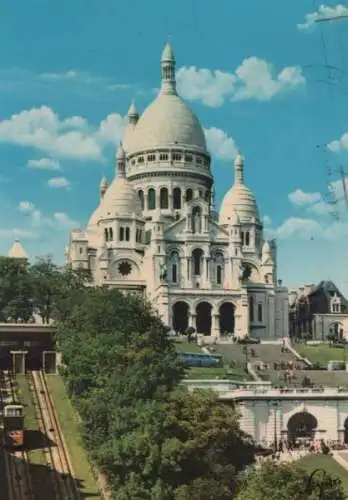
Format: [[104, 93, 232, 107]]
[[172, 302, 189, 334], [219, 302, 235, 335], [196, 302, 212, 335], [287, 411, 318, 441]]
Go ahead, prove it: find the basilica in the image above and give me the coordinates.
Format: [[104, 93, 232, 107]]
[[66, 43, 289, 339]]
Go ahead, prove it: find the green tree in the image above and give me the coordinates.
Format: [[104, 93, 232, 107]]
[[0, 256, 33, 322], [236, 460, 344, 500]]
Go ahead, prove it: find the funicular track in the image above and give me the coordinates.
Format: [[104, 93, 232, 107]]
[[29, 370, 81, 500], [1, 370, 34, 500]]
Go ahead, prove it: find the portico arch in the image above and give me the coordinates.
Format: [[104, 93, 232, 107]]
[[219, 302, 235, 335], [287, 411, 318, 441], [196, 302, 212, 335], [172, 301, 189, 334]]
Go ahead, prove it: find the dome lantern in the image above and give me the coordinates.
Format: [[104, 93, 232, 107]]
[[160, 41, 176, 96], [127, 100, 139, 126]]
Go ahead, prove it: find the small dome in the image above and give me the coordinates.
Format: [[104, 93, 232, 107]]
[[8, 240, 28, 259], [220, 184, 259, 224], [98, 177, 142, 218], [126, 93, 207, 154]]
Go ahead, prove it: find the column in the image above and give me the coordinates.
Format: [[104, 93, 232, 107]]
[[189, 313, 196, 330], [212, 314, 219, 338], [144, 193, 148, 211]]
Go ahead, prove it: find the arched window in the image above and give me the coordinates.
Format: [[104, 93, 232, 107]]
[[217, 265, 222, 285], [173, 187, 181, 209], [148, 188, 156, 210], [119, 227, 124, 241], [249, 296, 254, 322], [186, 188, 193, 202], [125, 227, 130, 241], [172, 264, 177, 283], [160, 187, 169, 209], [245, 231, 250, 246], [138, 190, 144, 210], [109, 227, 113, 240], [104, 228, 109, 241], [192, 206, 202, 233], [192, 248, 203, 276], [241, 232, 245, 246], [258, 304, 263, 322]]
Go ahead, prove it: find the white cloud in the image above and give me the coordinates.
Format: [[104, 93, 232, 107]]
[[0, 106, 125, 161], [288, 189, 321, 206], [273, 217, 323, 239], [47, 176, 71, 189], [17, 201, 78, 231], [18, 201, 35, 213], [204, 127, 238, 160], [327, 131, 348, 153], [40, 70, 79, 80], [177, 58, 305, 107], [263, 215, 272, 226], [0, 228, 36, 239], [298, 4, 348, 31], [27, 158, 62, 171]]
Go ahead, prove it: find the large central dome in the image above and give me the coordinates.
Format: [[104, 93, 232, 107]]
[[126, 42, 207, 155], [126, 93, 206, 154]]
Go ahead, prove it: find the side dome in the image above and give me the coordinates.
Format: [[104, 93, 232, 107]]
[[99, 177, 142, 217], [219, 152, 260, 225], [126, 42, 207, 155], [126, 93, 207, 154]]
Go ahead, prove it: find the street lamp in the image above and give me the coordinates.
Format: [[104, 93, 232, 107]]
[[303, 468, 328, 500], [242, 346, 249, 372]]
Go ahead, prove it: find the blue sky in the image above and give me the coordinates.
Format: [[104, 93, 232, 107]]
[[1, 0, 348, 293]]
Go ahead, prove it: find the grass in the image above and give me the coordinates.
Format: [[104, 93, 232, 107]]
[[297, 453, 348, 493], [295, 343, 348, 365], [174, 341, 204, 353], [45, 375, 102, 500]]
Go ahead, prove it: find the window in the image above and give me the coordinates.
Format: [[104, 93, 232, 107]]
[[136, 229, 142, 243], [196, 156, 202, 165], [185, 154, 193, 162], [245, 231, 250, 246], [249, 296, 254, 322], [204, 158, 209, 166], [79, 247, 83, 254], [160, 187, 169, 209], [241, 232, 245, 246], [138, 190, 144, 210], [173, 187, 181, 210], [172, 264, 177, 283], [148, 188, 156, 210], [147, 154, 156, 162], [159, 153, 168, 161], [104, 228, 109, 241], [125, 227, 130, 241], [217, 265, 222, 285], [131, 159, 136, 166], [186, 189, 193, 202], [138, 156, 144, 164], [172, 152, 182, 161], [258, 304, 263, 322], [198, 189, 202, 198], [119, 227, 124, 241], [109, 227, 113, 240], [192, 248, 203, 276]]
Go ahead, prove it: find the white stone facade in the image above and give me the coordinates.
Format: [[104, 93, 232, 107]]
[[66, 43, 289, 340], [237, 394, 348, 444]]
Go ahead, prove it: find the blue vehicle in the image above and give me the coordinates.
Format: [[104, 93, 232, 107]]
[[179, 352, 223, 367]]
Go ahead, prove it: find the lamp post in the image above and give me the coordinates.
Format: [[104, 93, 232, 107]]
[[243, 346, 249, 372], [303, 468, 328, 500]]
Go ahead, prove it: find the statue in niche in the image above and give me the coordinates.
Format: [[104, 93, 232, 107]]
[[192, 207, 202, 233], [238, 262, 252, 283], [159, 263, 167, 282]]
